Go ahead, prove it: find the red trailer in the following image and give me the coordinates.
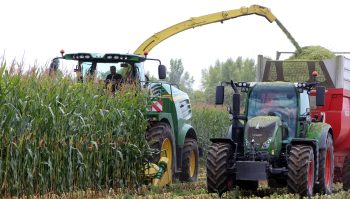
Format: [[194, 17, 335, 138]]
[[257, 55, 350, 189]]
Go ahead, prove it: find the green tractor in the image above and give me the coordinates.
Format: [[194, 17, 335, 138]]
[[50, 51, 199, 186], [207, 78, 334, 197]]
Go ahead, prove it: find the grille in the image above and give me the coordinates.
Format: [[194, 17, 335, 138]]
[[246, 122, 275, 148]]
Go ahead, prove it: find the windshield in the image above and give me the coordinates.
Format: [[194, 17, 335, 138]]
[[55, 58, 143, 82], [247, 83, 298, 136], [80, 62, 133, 81]]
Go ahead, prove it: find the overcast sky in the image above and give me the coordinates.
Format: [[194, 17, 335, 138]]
[[1, 0, 349, 89]]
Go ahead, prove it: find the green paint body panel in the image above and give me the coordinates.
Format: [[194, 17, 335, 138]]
[[244, 116, 282, 156], [147, 83, 196, 146], [306, 122, 332, 149]]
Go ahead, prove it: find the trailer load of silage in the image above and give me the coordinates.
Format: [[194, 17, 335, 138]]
[[0, 65, 151, 196], [288, 45, 335, 60]]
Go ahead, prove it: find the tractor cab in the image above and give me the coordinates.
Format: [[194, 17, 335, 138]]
[[246, 82, 298, 149]]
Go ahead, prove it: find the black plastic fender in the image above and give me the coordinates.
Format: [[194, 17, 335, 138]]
[[210, 138, 236, 149]]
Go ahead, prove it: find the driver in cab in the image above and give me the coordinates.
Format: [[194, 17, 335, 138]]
[[105, 65, 122, 92], [259, 93, 296, 125]]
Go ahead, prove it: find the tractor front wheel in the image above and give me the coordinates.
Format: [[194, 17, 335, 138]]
[[145, 122, 175, 182], [342, 155, 350, 191], [180, 138, 199, 182], [315, 133, 334, 194], [287, 145, 314, 197], [207, 142, 234, 196]]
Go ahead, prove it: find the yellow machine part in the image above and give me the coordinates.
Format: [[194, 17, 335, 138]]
[[144, 138, 173, 186], [190, 150, 195, 177], [134, 4, 301, 55]]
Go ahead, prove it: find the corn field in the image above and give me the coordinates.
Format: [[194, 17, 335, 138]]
[[191, 104, 230, 163], [0, 63, 151, 197]]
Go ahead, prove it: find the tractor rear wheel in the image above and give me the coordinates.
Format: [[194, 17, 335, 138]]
[[315, 133, 334, 194], [207, 142, 234, 196], [287, 145, 314, 197], [180, 138, 199, 182], [145, 122, 175, 181], [342, 155, 350, 191]]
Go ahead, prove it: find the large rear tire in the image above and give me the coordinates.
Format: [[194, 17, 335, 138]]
[[145, 122, 175, 181], [342, 155, 350, 191], [207, 143, 234, 196], [315, 133, 334, 194], [180, 138, 199, 182], [287, 145, 314, 197]]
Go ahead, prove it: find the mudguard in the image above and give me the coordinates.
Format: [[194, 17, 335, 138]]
[[177, 123, 196, 145], [210, 138, 236, 149], [307, 123, 333, 150]]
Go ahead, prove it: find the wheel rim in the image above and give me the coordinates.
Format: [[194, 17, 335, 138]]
[[189, 150, 195, 177], [308, 159, 314, 193], [161, 138, 172, 170], [325, 149, 331, 188]]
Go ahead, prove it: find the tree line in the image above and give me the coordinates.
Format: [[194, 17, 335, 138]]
[[165, 57, 256, 104]]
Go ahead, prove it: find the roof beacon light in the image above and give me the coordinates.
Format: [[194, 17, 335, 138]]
[[60, 49, 65, 57]]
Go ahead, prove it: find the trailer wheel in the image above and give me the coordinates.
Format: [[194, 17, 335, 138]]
[[207, 142, 234, 196], [145, 122, 175, 181], [342, 155, 350, 191], [287, 145, 314, 197], [315, 133, 334, 194], [180, 138, 199, 182]]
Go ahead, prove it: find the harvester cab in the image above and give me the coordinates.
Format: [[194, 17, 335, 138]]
[[50, 51, 199, 187]]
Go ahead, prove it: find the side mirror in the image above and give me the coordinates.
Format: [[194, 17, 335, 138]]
[[232, 93, 240, 115], [316, 86, 325, 106], [158, 65, 166, 80], [215, 86, 224, 105]]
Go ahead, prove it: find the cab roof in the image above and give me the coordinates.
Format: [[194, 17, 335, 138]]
[[62, 53, 146, 63]]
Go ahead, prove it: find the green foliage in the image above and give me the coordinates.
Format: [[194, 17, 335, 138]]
[[167, 59, 194, 93], [191, 105, 230, 163], [288, 45, 335, 60], [0, 64, 150, 197], [200, 57, 255, 104], [168, 59, 184, 85]]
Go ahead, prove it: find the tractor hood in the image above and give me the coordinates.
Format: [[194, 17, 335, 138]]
[[245, 116, 282, 153]]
